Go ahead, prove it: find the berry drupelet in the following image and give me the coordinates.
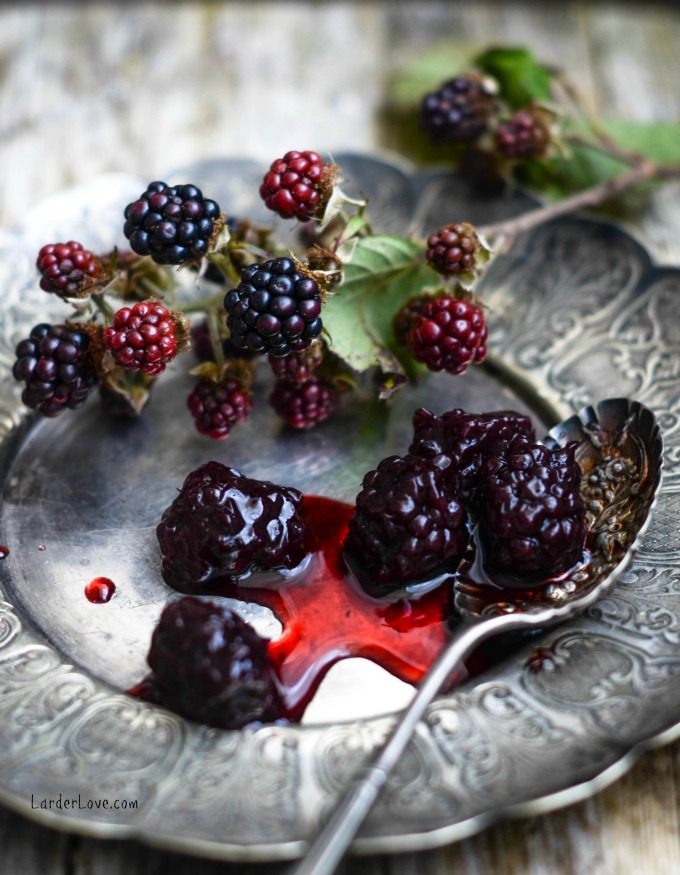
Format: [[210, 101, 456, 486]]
[[36, 241, 101, 299], [157, 461, 309, 593], [345, 454, 469, 594], [260, 150, 329, 221], [408, 296, 488, 376], [269, 376, 340, 430], [13, 323, 97, 418], [123, 182, 221, 265], [479, 436, 587, 580], [496, 108, 551, 161], [103, 300, 178, 376], [224, 258, 323, 357], [425, 223, 480, 277], [187, 377, 253, 440], [421, 75, 496, 143], [268, 340, 323, 384], [147, 596, 281, 729]]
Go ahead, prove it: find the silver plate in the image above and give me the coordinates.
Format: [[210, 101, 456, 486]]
[[0, 155, 679, 861]]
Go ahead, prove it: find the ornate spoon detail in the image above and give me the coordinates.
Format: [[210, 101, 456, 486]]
[[292, 398, 663, 875]]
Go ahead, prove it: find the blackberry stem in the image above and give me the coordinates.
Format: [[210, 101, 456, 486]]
[[174, 291, 225, 314], [207, 308, 225, 367], [91, 292, 116, 322]]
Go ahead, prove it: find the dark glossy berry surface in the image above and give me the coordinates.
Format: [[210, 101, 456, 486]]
[[157, 461, 308, 592], [103, 300, 177, 376], [147, 596, 281, 729], [409, 407, 536, 499], [345, 454, 468, 593], [426, 223, 479, 277], [269, 376, 339, 430], [224, 258, 323, 357], [36, 241, 101, 298], [408, 296, 488, 375], [259, 150, 327, 221], [421, 75, 495, 142], [496, 108, 550, 160], [123, 181, 221, 265], [13, 323, 97, 417], [479, 437, 586, 578], [187, 378, 252, 440], [268, 341, 323, 384]]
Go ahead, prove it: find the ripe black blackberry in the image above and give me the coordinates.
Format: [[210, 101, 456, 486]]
[[36, 241, 102, 298], [187, 377, 252, 440], [157, 461, 308, 593], [479, 436, 586, 579], [496, 108, 551, 160], [224, 258, 323, 357], [269, 376, 339, 430], [421, 75, 496, 143], [408, 296, 488, 376], [147, 596, 281, 729], [13, 323, 97, 418], [123, 181, 221, 265], [344, 454, 468, 594], [409, 407, 536, 499], [425, 223, 480, 277]]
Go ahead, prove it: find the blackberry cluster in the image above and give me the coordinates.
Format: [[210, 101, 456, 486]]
[[123, 181, 221, 265], [479, 436, 586, 579], [425, 224, 479, 277], [36, 241, 101, 298], [408, 296, 488, 375], [187, 378, 252, 440], [345, 454, 468, 593], [268, 341, 323, 384], [269, 376, 340, 430], [421, 75, 495, 143], [260, 150, 328, 221], [496, 108, 550, 160], [147, 596, 281, 729], [157, 461, 308, 593], [12, 323, 97, 418], [224, 258, 323, 357], [103, 300, 178, 376]]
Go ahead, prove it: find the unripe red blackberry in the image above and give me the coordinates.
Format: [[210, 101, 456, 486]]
[[496, 108, 551, 160], [269, 376, 340, 430], [393, 294, 431, 347], [345, 454, 468, 594], [123, 181, 221, 265], [13, 323, 97, 417], [426, 223, 480, 277], [103, 300, 180, 376], [187, 377, 253, 440], [36, 241, 101, 299], [421, 75, 496, 143], [408, 296, 488, 376], [224, 258, 323, 357], [268, 340, 323, 383], [259, 150, 332, 221]]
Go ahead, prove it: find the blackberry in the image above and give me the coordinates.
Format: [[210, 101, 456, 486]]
[[147, 596, 281, 729], [157, 461, 308, 593], [187, 377, 253, 440], [345, 454, 468, 594], [392, 294, 431, 347], [268, 340, 323, 383], [408, 296, 488, 375], [409, 407, 535, 500], [496, 108, 550, 161], [426, 223, 480, 277], [36, 241, 101, 298], [479, 436, 586, 579], [12, 323, 97, 418], [103, 300, 179, 376], [123, 181, 221, 265], [421, 75, 495, 143], [224, 258, 323, 357], [269, 376, 339, 430], [190, 318, 256, 363], [260, 150, 330, 221]]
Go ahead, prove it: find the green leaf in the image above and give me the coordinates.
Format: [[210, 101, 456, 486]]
[[474, 47, 552, 108], [387, 40, 478, 111], [323, 236, 438, 394], [602, 120, 680, 165]]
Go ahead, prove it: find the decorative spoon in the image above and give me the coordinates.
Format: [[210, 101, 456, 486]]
[[291, 397, 663, 875]]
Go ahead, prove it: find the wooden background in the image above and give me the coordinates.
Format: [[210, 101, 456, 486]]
[[1, 2, 679, 873]]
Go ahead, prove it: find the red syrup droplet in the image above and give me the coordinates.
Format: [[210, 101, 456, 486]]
[[85, 577, 116, 604], [0, 545, 9, 559], [37, 544, 46, 552]]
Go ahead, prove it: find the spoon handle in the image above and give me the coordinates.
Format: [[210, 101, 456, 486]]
[[291, 610, 541, 875]]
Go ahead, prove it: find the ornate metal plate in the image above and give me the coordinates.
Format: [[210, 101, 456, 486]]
[[0, 154, 679, 860]]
